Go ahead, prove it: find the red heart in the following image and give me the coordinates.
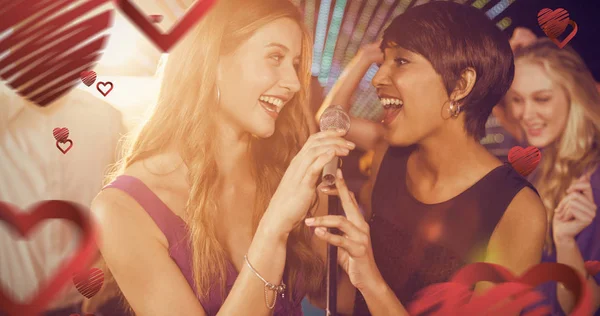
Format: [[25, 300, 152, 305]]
[[80, 71, 97, 87], [0, 201, 98, 316], [409, 262, 591, 315], [114, 0, 217, 52], [537, 8, 578, 49], [96, 81, 113, 97], [508, 146, 541, 177], [52, 127, 70, 142], [56, 139, 74, 154], [72, 268, 104, 299], [585, 260, 600, 277], [0, 0, 113, 107]]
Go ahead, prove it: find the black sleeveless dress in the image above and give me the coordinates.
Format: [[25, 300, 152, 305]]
[[353, 145, 537, 315]]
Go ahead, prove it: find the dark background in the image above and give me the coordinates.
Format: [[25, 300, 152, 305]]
[[503, 0, 600, 81]]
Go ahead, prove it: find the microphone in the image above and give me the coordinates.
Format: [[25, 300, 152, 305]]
[[319, 105, 351, 186]]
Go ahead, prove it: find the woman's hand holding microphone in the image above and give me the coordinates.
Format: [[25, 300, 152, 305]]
[[260, 129, 356, 236]]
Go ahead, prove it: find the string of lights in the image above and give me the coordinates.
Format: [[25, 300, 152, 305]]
[[325, 0, 365, 93], [304, 0, 316, 38], [311, 0, 334, 75], [318, 0, 349, 86], [338, 0, 380, 75], [486, 0, 517, 20]]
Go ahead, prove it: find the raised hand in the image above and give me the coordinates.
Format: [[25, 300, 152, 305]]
[[553, 172, 597, 243], [357, 39, 384, 66], [305, 168, 385, 293]]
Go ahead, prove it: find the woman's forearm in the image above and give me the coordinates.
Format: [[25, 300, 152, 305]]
[[360, 279, 410, 316], [217, 214, 290, 315], [555, 238, 600, 314], [316, 57, 373, 120]]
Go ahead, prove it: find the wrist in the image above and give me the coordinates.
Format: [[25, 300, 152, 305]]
[[359, 275, 389, 299], [554, 235, 577, 248], [257, 213, 291, 242]]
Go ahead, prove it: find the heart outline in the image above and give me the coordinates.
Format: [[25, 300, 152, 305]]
[[409, 262, 592, 316], [56, 139, 74, 154], [0, 201, 98, 316], [114, 0, 218, 52], [96, 81, 113, 97], [550, 20, 578, 49]]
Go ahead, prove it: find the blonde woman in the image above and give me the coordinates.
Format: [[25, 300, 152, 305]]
[[505, 38, 600, 315], [89, 0, 355, 315]]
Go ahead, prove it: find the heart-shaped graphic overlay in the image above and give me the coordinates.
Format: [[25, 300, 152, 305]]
[[0, 0, 113, 107], [537, 8, 578, 49], [409, 262, 591, 316], [96, 81, 113, 97], [52, 127, 70, 142], [508, 146, 542, 177], [114, 0, 217, 52], [72, 268, 104, 299], [0, 200, 98, 316], [80, 71, 97, 87], [56, 139, 74, 154]]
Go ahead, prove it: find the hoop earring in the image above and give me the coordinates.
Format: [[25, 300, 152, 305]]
[[448, 100, 461, 118]]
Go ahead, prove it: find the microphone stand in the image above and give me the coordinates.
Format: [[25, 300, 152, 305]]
[[326, 194, 339, 316], [326, 157, 343, 316]]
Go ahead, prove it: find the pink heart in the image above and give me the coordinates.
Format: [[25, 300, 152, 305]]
[[0, 0, 113, 107], [72, 268, 104, 299], [80, 71, 97, 87], [508, 146, 541, 177], [52, 127, 70, 142], [537, 8, 578, 49], [114, 0, 217, 52]]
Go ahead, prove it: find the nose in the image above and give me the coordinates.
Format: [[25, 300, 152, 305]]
[[279, 66, 301, 93], [372, 64, 392, 89], [521, 100, 538, 122]]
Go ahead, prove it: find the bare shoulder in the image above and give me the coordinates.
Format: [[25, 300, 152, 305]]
[[503, 186, 547, 226], [91, 186, 168, 250]]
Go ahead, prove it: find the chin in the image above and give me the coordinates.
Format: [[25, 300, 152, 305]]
[[526, 135, 552, 149], [386, 130, 417, 147]]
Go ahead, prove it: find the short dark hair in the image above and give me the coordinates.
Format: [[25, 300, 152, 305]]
[[382, 1, 514, 140]]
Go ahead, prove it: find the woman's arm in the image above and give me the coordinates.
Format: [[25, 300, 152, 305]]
[[91, 190, 209, 316], [92, 190, 291, 316], [472, 186, 547, 311], [315, 42, 385, 151], [555, 239, 600, 313]]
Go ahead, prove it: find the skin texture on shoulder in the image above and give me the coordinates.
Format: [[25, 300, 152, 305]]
[[91, 188, 208, 316], [474, 186, 547, 295]]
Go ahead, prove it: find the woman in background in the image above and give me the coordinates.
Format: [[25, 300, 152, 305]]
[[89, 0, 354, 315], [505, 38, 600, 315]]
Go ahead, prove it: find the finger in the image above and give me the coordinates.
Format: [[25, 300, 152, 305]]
[[568, 193, 597, 211], [317, 183, 339, 195], [569, 206, 595, 223], [305, 136, 355, 153], [305, 215, 365, 241], [334, 168, 364, 225], [313, 227, 369, 258], [301, 147, 352, 185], [567, 181, 592, 191]]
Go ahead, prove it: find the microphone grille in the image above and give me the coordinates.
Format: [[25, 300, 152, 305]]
[[319, 105, 351, 132]]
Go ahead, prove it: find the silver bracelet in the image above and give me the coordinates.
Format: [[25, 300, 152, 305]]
[[244, 254, 286, 309]]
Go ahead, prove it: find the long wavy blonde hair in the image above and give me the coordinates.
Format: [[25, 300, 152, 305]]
[[513, 38, 600, 253], [104, 0, 324, 306]]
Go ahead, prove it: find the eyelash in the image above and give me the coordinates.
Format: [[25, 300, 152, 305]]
[[536, 97, 550, 103], [270, 53, 284, 63]]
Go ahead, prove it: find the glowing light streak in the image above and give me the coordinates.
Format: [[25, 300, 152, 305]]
[[311, 0, 334, 75], [318, 0, 348, 85]]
